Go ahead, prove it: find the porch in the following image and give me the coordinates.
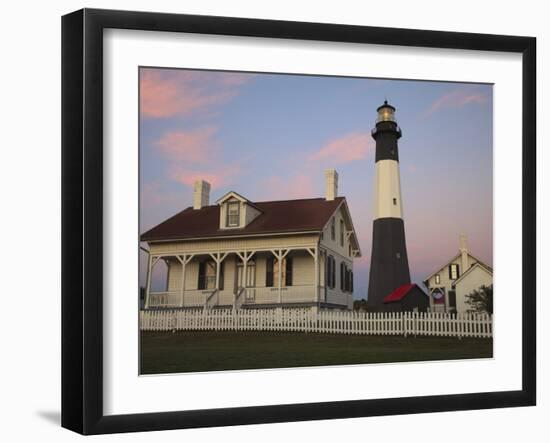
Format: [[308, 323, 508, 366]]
[[144, 246, 353, 310]]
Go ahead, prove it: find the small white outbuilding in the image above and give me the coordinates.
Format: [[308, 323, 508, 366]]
[[423, 235, 492, 313]]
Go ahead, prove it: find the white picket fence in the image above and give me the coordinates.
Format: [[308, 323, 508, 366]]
[[140, 308, 493, 338]]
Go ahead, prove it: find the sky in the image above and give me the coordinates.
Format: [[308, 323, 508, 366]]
[[139, 67, 493, 299]]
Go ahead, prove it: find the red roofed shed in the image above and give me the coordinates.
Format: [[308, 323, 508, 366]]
[[382, 283, 429, 312]]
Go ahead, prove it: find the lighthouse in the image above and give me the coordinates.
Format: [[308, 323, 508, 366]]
[[367, 101, 411, 311]]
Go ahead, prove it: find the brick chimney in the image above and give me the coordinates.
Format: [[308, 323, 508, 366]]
[[459, 233, 469, 271], [193, 179, 211, 210], [324, 169, 338, 201]]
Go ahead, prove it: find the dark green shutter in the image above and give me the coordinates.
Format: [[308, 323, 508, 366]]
[[328, 256, 332, 289], [331, 257, 336, 289], [325, 255, 330, 288], [198, 261, 205, 289], [285, 257, 293, 286], [266, 256, 274, 287], [219, 262, 225, 290]]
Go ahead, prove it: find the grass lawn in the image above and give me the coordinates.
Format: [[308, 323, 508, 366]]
[[140, 331, 493, 374]]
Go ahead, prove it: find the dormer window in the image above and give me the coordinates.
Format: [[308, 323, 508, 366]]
[[216, 191, 262, 230], [226, 201, 240, 227]]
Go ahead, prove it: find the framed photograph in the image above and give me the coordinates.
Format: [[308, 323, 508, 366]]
[[62, 8, 536, 435]]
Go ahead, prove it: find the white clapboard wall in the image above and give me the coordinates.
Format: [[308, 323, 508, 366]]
[[140, 309, 493, 338]]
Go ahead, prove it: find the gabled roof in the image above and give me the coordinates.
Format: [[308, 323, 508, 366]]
[[453, 262, 493, 286], [215, 191, 263, 212], [383, 283, 428, 303], [423, 252, 492, 284], [383, 283, 416, 303], [141, 197, 346, 242]]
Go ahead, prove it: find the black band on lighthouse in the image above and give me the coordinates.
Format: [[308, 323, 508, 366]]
[[367, 218, 411, 311]]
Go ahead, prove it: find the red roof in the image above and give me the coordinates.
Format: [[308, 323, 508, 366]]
[[141, 197, 345, 242], [383, 283, 416, 303]]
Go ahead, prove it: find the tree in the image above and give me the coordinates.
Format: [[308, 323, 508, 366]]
[[353, 298, 368, 311], [465, 285, 493, 314]]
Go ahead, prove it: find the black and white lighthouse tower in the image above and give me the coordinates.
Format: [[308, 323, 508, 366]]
[[367, 101, 411, 311]]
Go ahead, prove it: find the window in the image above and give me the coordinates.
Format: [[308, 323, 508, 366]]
[[198, 261, 224, 290], [449, 264, 460, 280], [338, 262, 353, 292], [330, 217, 335, 241], [349, 244, 352, 256], [435, 274, 441, 284], [266, 256, 292, 287], [226, 201, 240, 227], [340, 219, 345, 246]]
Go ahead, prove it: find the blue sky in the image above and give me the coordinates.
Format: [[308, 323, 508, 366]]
[[140, 67, 493, 299]]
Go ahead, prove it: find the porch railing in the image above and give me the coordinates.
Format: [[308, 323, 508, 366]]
[[148, 285, 351, 308], [244, 285, 316, 304], [147, 291, 181, 308]]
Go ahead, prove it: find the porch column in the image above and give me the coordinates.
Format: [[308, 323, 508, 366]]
[[176, 254, 194, 307], [314, 248, 319, 305], [277, 250, 283, 303], [235, 250, 254, 308], [144, 255, 160, 309], [210, 252, 228, 305], [307, 247, 319, 306], [269, 249, 288, 304]]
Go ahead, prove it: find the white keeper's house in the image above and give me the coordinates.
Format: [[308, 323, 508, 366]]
[[141, 169, 361, 311], [423, 235, 493, 313]]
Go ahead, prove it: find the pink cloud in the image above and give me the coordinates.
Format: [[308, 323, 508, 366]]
[[140, 69, 253, 118], [260, 174, 316, 201], [423, 89, 488, 117], [308, 132, 374, 164], [154, 127, 217, 163]]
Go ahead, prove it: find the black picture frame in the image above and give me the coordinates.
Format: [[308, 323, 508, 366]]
[[61, 8, 536, 435]]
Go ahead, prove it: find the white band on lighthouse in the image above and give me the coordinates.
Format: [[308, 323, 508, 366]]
[[374, 159, 404, 219]]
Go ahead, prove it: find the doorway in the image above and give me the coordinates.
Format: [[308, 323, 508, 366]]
[[236, 259, 256, 302]]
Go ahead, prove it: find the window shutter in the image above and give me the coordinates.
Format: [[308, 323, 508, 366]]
[[325, 255, 332, 288], [448, 265, 453, 280], [266, 256, 274, 287], [285, 257, 293, 286], [328, 256, 331, 289], [219, 262, 225, 290], [331, 257, 336, 289], [198, 261, 206, 290], [340, 262, 344, 290], [351, 271, 354, 292]]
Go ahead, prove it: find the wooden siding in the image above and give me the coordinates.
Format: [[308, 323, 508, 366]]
[[149, 233, 319, 255], [454, 265, 493, 313]]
